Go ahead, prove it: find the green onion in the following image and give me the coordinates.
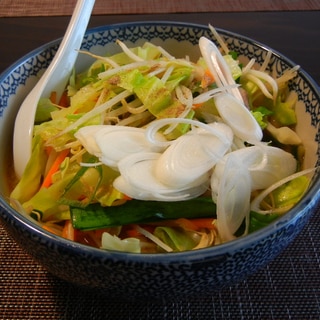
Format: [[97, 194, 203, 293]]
[[70, 197, 216, 231]]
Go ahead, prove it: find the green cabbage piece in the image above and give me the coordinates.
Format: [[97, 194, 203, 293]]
[[116, 68, 173, 116], [10, 136, 47, 204], [223, 54, 242, 80], [35, 98, 59, 123], [110, 43, 162, 65], [251, 106, 273, 129], [58, 156, 121, 208], [270, 175, 309, 209], [154, 227, 199, 252], [22, 173, 74, 222], [272, 95, 297, 126], [101, 232, 141, 253]]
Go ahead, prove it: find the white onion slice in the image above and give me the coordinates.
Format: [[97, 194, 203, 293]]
[[211, 144, 297, 242], [95, 127, 165, 169], [145, 117, 233, 148], [214, 155, 252, 242], [74, 125, 105, 157], [248, 146, 297, 189], [211, 145, 297, 197], [75, 125, 166, 170], [155, 122, 233, 188], [199, 36, 243, 102], [114, 152, 208, 201], [214, 92, 263, 143]]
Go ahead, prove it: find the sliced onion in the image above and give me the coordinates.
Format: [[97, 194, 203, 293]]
[[96, 127, 165, 169], [74, 125, 105, 157], [211, 145, 297, 195], [117, 153, 164, 192], [243, 69, 278, 101], [214, 155, 252, 242], [248, 146, 297, 189], [199, 36, 243, 102], [155, 122, 233, 188], [114, 152, 209, 201], [76, 125, 166, 170], [145, 117, 233, 148], [214, 92, 263, 143]]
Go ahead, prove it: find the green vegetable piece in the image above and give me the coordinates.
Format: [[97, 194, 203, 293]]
[[22, 174, 74, 222], [249, 211, 280, 233], [223, 54, 242, 80], [272, 96, 297, 126], [165, 66, 193, 91], [10, 136, 47, 203], [271, 176, 310, 208], [159, 105, 195, 140], [154, 227, 198, 252], [228, 51, 239, 60], [81, 63, 106, 87], [59, 161, 102, 208], [70, 197, 216, 231], [109, 44, 162, 65], [118, 69, 173, 116], [249, 176, 310, 233], [251, 106, 273, 129], [101, 232, 141, 253], [35, 98, 59, 123]]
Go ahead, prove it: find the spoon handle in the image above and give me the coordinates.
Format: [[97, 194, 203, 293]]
[[40, 0, 95, 99], [13, 0, 95, 178]]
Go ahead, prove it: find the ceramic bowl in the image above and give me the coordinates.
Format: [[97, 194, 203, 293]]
[[1, 21, 320, 299]]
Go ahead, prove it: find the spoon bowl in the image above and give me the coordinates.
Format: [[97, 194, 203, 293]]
[[13, 0, 95, 178]]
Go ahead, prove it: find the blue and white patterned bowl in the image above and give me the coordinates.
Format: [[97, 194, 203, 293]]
[[1, 22, 320, 299]]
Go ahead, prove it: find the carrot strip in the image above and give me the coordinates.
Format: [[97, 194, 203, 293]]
[[125, 228, 141, 238], [58, 91, 70, 108], [41, 148, 69, 189], [192, 103, 203, 110], [187, 218, 216, 230], [50, 91, 57, 104], [201, 69, 215, 88]]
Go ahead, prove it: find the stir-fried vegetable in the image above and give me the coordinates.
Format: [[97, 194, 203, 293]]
[[10, 26, 312, 253]]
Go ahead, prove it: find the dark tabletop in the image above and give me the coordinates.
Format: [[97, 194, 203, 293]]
[[0, 11, 320, 320]]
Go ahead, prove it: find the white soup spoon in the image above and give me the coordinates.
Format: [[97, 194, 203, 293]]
[[13, 0, 95, 178]]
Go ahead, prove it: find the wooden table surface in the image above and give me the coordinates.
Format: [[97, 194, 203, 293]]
[[0, 0, 320, 17]]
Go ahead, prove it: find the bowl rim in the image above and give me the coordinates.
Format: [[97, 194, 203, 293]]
[[1, 20, 320, 263]]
